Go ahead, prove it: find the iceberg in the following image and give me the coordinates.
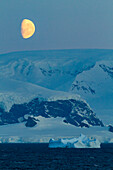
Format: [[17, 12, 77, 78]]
[[49, 134, 100, 148]]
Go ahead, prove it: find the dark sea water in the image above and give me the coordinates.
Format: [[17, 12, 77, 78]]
[[0, 143, 113, 170]]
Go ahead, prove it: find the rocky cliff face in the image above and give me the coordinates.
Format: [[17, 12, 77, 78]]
[[0, 97, 103, 128]]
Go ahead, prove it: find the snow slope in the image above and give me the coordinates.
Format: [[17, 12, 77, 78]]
[[0, 77, 82, 112], [0, 116, 112, 143], [71, 60, 113, 124]]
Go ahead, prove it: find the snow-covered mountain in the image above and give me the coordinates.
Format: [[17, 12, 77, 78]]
[[0, 49, 113, 132], [0, 49, 112, 92], [70, 60, 113, 124], [0, 50, 108, 129], [0, 49, 113, 142], [0, 76, 103, 128]]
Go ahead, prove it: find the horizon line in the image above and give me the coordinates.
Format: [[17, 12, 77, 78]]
[[0, 48, 113, 55]]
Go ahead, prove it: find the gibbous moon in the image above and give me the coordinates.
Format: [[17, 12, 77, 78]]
[[21, 19, 35, 39]]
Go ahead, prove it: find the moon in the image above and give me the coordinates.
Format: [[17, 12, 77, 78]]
[[21, 19, 35, 39]]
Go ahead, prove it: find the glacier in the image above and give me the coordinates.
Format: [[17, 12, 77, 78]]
[[49, 134, 101, 148]]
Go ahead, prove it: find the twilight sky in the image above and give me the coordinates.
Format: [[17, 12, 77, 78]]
[[0, 0, 113, 53]]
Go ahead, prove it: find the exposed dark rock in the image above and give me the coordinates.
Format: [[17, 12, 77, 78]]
[[108, 125, 113, 133], [71, 81, 95, 94], [0, 97, 104, 128], [25, 117, 37, 127], [99, 64, 113, 78], [63, 119, 68, 124]]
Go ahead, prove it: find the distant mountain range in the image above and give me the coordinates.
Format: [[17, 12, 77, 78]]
[[0, 49, 113, 128]]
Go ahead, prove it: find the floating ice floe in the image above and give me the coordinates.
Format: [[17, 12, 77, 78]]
[[49, 134, 100, 148]]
